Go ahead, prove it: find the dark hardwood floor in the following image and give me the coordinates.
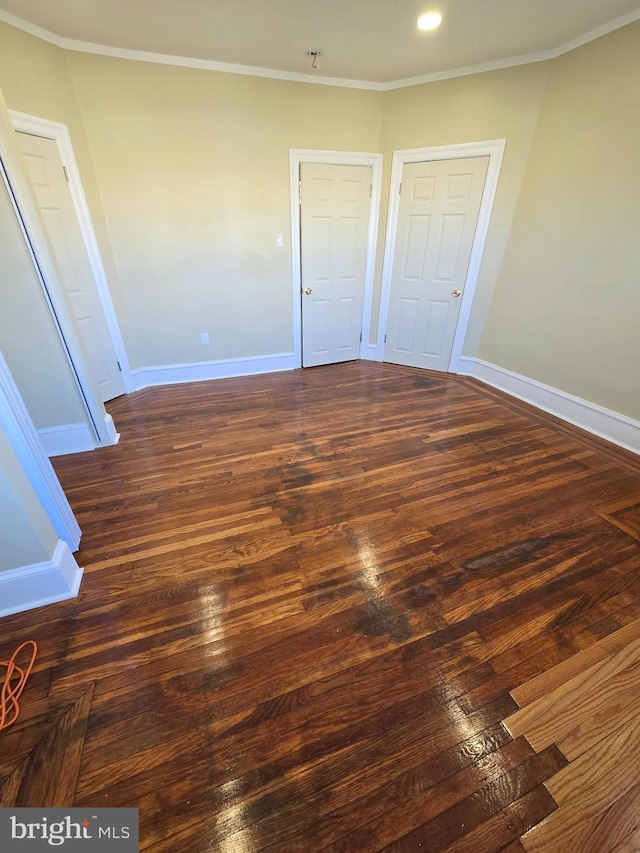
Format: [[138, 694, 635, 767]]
[[2, 361, 640, 851]]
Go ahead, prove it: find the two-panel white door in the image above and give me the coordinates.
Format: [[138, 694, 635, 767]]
[[301, 163, 371, 367], [385, 156, 489, 372], [16, 132, 125, 402]]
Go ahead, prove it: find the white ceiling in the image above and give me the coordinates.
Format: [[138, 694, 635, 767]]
[[1, 0, 639, 88]]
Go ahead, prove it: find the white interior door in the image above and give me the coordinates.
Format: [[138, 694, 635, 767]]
[[301, 163, 371, 367], [385, 156, 489, 372], [16, 131, 125, 402]]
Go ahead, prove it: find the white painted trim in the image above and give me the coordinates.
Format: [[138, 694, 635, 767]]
[[104, 412, 120, 445], [0, 10, 381, 91], [383, 52, 555, 91], [9, 109, 134, 395], [377, 140, 506, 370], [447, 144, 506, 372], [131, 352, 295, 391], [0, 351, 81, 550], [361, 343, 378, 362], [289, 149, 383, 368], [1, 7, 638, 91], [37, 422, 95, 457], [0, 539, 83, 618], [459, 357, 640, 456]]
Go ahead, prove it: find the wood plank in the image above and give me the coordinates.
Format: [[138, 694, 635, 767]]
[[521, 713, 640, 853], [504, 635, 640, 754], [577, 781, 640, 853], [610, 823, 640, 853], [0, 684, 94, 807], [0, 363, 638, 850], [465, 377, 640, 476], [597, 497, 640, 543], [435, 788, 555, 853], [357, 747, 565, 853], [557, 656, 640, 760], [546, 713, 640, 806], [509, 616, 640, 708]]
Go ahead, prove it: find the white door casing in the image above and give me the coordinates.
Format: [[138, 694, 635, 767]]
[[289, 149, 383, 368], [300, 163, 371, 367], [16, 131, 125, 402], [385, 156, 489, 372], [377, 140, 506, 372]]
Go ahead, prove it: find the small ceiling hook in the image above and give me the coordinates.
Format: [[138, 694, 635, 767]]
[[304, 49, 324, 70]]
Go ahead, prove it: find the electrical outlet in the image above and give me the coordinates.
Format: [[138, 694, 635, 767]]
[[200, 332, 210, 345]]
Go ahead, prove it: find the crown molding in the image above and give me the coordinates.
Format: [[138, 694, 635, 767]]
[[1, 6, 639, 91], [51, 38, 384, 91], [383, 50, 556, 90], [550, 6, 640, 56], [385, 7, 640, 89], [0, 8, 382, 90], [0, 7, 64, 46]]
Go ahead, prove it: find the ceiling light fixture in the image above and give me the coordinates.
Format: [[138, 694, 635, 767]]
[[417, 12, 442, 31], [304, 49, 323, 69]]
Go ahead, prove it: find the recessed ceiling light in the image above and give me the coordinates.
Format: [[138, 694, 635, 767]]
[[417, 12, 442, 31]]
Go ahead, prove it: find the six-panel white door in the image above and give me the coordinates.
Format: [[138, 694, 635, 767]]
[[16, 132, 125, 402], [385, 156, 489, 372], [301, 163, 371, 367]]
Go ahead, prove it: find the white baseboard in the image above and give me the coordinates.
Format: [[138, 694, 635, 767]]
[[37, 422, 95, 457], [0, 539, 84, 618], [459, 357, 640, 456], [360, 343, 379, 361], [102, 412, 120, 446], [131, 352, 296, 391]]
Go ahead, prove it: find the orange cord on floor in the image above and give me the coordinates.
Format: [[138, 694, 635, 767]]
[[0, 640, 38, 732]]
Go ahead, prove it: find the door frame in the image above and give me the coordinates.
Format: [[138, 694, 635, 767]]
[[0, 94, 115, 448], [10, 109, 134, 394], [376, 139, 506, 372], [289, 149, 383, 368]]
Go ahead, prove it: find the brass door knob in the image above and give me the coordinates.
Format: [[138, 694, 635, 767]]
[[452, 289, 461, 297], [305, 287, 313, 295]]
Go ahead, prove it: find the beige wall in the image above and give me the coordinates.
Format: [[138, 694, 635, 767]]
[[68, 53, 383, 367], [0, 22, 110, 431], [0, 21, 133, 364], [0, 426, 57, 572], [0, 21, 77, 121], [479, 22, 640, 419], [66, 55, 548, 366], [0, 468, 49, 571], [0, 16, 638, 428]]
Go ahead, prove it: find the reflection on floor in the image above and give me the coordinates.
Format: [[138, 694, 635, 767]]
[[1, 362, 640, 851]]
